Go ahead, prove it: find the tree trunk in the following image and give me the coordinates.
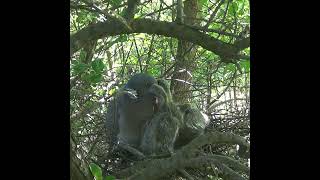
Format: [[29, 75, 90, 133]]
[[171, 0, 201, 103]]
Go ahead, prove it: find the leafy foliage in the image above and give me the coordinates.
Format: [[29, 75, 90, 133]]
[[90, 163, 115, 180], [90, 163, 103, 180]]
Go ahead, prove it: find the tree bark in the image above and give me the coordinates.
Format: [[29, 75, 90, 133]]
[[70, 18, 249, 61], [171, 0, 201, 103]]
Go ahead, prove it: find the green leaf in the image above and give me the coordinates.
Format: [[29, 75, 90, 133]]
[[226, 63, 236, 72], [112, 35, 128, 44], [229, 1, 239, 14], [91, 58, 105, 72], [119, 35, 128, 42], [239, 61, 250, 72], [110, 0, 122, 7], [97, 89, 105, 96], [105, 175, 116, 180], [79, 51, 87, 61], [89, 163, 103, 180], [72, 62, 89, 74], [108, 88, 116, 96], [199, 0, 208, 7], [89, 72, 103, 84]]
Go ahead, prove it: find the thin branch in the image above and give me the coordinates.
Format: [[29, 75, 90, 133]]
[[186, 24, 241, 38], [178, 169, 195, 180], [204, 0, 225, 29], [208, 69, 237, 107], [143, 34, 155, 72], [141, 3, 176, 18], [143, 1, 164, 72], [133, 36, 143, 72], [209, 98, 247, 110]]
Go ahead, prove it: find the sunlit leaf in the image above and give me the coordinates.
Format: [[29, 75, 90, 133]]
[[199, 0, 208, 7], [92, 58, 105, 72], [105, 175, 116, 180], [229, 1, 239, 14], [239, 61, 250, 72], [226, 63, 236, 72], [72, 62, 89, 74], [108, 88, 116, 96], [89, 72, 103, 84], [79, 51, 86, 61], [110, 0, 122, 7], [89, 163, 103, 180]]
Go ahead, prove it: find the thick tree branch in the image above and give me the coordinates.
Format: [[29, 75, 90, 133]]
[[115, 131, 249, 180], [182, 131, 250, 154], [70, 18, 250, 60], [185, 156, 247, 180], [209, 155, 250, 175], [216, 163, 246, 180], [234, 37, 250, 51]]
